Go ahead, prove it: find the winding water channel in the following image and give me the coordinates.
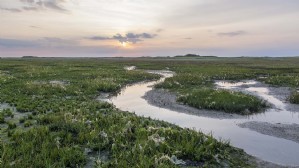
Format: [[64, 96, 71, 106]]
[[107, 70, 299, 166]]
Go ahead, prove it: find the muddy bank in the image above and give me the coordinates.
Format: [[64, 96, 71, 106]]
[[143, 89, 245, 119], [249, 156, 299, 168], [267, 86, 299, 112], [239, 121, 299, 144]]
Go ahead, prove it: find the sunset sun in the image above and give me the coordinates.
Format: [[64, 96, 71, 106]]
[[121, 42, 127, 47]]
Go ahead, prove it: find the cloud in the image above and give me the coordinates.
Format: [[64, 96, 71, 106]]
[[0, 7, 22, 12], [89, 36, 111, 40], [89, 32, 157, 44], [23, 6, 39, 11], [0, 38, 38, 48], [125, 33, 154, 39], [0, 37, 76, 48], [42, 0, 67, 11], [217, 31, 247, 37], [39, 37, 77, 46], [156, 29, 164, 33], [1, 0, 68, 12], [113, 34, 139, 43], [0, 37, 124, 57], [30, 25, 41, 29], [21, 0, 67, 11], [159, 0, 299, 28]]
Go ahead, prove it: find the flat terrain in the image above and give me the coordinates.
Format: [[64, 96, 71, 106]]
[[1, 57, 299, 167], [239, 121, 299, 144]]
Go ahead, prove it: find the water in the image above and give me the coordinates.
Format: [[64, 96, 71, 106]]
[[107, 71, 299, 166], [0, 103, 30, 125], [124, 66, 136, 71]]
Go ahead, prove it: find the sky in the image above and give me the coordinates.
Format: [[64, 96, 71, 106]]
[[0, 0, 299, 57]]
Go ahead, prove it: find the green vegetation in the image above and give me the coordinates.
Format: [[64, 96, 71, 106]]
[[0, 108, 14, 124], [19, 117, 26, 123], [0, 58, 254, 167], [0, 109, 14, 118], [24, 120, 33, 127], [264, 76, 299, 87], [153, 57, 299, 108], [7, 121, 17, 129], [1, 57, 299, 167], [289, 92, 299, 104], [1, 109, 251, 167], [0, 115, 4, 124], [178, 88, 267, 114]]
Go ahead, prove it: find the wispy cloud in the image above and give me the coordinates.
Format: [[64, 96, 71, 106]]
[[89, 32, 157, 44], [39, 37, 77, 46], [89, 36, 110, 40], [0, 38, 38, 48], [0, 7, 22, 12], [1, 0, 68, 12], [217, 31, 247, 37], [0, 37, 123, 57], [30, 25, 41, 29], [156, 29, 164, 33], [0, 37, 76, 48], [22, 6, 39, 11], [21, 0, 67, 11]]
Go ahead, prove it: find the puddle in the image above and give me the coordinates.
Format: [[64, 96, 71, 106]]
[[105, 71, 299, 166], [0, 103, 31, 142], [0, 103, 13, 110], [0, 103, 32, 127], [216, 81, 286, 110], [245, 87, 286, 110], [49, 80, 69, 86], [96, 92, 111, 102], [124, 66, 136, 71], [215, 80, 257, 88]]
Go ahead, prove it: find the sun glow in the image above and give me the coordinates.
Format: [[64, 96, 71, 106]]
[[121, 42, 127, 47], [119, 42, 134, 49]]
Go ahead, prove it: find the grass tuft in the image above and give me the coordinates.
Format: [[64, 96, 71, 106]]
[[289, 91, 299, 104], [178, 88, 267, 114]]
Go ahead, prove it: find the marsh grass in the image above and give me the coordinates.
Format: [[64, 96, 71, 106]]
[[289, 91, 299, 104], [150, 57, 299, 114], [178, 88, 267, 114], [0, 109, 14, 118], [0, 115, 4, 124], [0, 104, 251, 167], [264, 76, 299, 87], [2, 57, 299, 167], [7, 121, 17, 130]]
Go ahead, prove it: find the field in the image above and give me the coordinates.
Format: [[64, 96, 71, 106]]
[[1, 57, 299, 167]]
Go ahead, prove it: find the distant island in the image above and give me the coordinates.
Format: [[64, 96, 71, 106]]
[[22, 56, 38, 58], [174, 54, 217, 58]]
